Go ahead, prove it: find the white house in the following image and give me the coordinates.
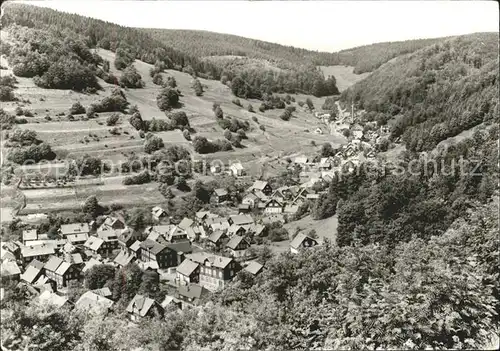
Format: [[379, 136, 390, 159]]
[[230, 162, 245, 177]]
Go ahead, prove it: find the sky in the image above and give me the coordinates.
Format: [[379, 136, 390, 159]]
[[16, 0, 500, 52]]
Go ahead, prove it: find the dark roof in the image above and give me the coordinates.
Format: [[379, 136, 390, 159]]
[[140, 239, 167, 255], [290, 233, 318, 249], [226, 236, 249, 250], [208, 230, 227, 243], [166, 240, 193, 254], [126, 294, 160, 316], [177, 283, 208, 301]]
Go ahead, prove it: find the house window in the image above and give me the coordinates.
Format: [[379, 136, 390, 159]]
[[218, 271, 222, 278], [229, 270, 233, 277]]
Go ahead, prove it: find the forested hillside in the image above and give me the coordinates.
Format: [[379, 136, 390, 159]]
[[144, 28, 447, 73], [341, 32, 499, 151], [0, 3, 338, 97]]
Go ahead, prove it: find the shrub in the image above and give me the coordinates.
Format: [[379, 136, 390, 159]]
[[306, 98, 314, 110], [214, 106, 224, 119], [183, 129, 191, 141], [192, 78, 203, 96], [163, 76, 177, 88], [144, 134, 164, 153], [0, 86, 15, 101], [7, 129, 39, 146], [152, 73, 163, 86], [280, 110, 292, 121], [169, 111, 190, 128], [0, 74, 18, 87], [260, 125, 266, 132], [129, 112, 144, 131], [298, 101, 305, 107], [7, 143, 55, 164], [232, 98, 242, 107], [259, 104, 266, 112], [252, 116, 258, 123], [123, 171, 151, 185], [68, 154, 107, 176], [223, 129, 232, 140], [157, 86, 179, 111], [106, 113, 120, 126], [33, 57, 99, 91], [192, 136, 233, 154], [69, 102, 86, 115], [248, 104, 254, 113], [119, 65, 145, 88], [237, 129, 247, 139]]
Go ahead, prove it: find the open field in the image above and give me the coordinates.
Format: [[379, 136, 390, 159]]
[[284, 214, 338, 244], [319, 65, 371, 91], [2, 47, 346, 214]]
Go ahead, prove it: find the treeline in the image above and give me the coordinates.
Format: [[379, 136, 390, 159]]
[[143, 28, 447, 74], [1, 3, 339, 97], [341, 33, 499, 151]]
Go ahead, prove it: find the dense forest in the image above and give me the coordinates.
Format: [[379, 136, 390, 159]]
[[341, 33, 499, 151], [144, 28, 447, 73], [0, 3, 338, 97]]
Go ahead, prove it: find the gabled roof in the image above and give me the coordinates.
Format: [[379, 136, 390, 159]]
[[114, 250, 135, 266], [151, 206, 166, 217], [126, 294, 159, 316], [208, 230, 227, 244], [177, 283, 208, 301], [195, 211, 209, 219], [97, 229, 119, 242], [60, 223, 89, 235], [290, 233, 317, 249], [178, 218, 194, 230], [230, 162, 244, 170], [251, 180, 269, 190], [76, 291, 114, 314], [71, 253, 84, 265], [226, 235, 249, 250], [130, 240, 142, 252], [55, 261, 71, 276], [176, 259, 199, 277], [22, 229, 38, 241], [244, 261, 264, 275], [44, 256, 63, 272], [1, 259, 21, 276], [38, 290, 68, 307], [21, 244, 56, 258], [228, 224, 247, 235], [84, 236, 104, 251], [214, 188, 228, 197], [166, 240, 193, 254], [92, 287, 112, 298], [66, 233, 89, 243], [140, 239, 167, 255], [229, 214, 254, 226], [186, 252, 232, 269], [82, 258, 102, 273]]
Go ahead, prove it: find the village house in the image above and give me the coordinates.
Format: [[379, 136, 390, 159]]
[[139, 239, 179, 269], [207, 230, 228, 250], [151, 206, 168, 221], [99, 216, 125, 231], [227, 224, 247, 237], [20, 259, 44, 284], [82, 257, 102, 275], [242, 192, 261, 208], [113, 250, 136, 267], [210, 163, 222, 174], [83, 236, 112, 256], [186, 252, 240, 291], [248, 180, 272, 196], [229, 214, 254, 227], [96, 228, 120, 251], [244, 261, 264, 276], [60, 223, 90, 238], [92, 287, 113, 299], [225, 235, 250, 258], [22, 229, 38, 245], [212, 188, 229, 204], [1, 259, 22, 281], [38, 290, 69, 308], [126, 294, 164, 321], [1, 241, 20, 260], [176, 259, 200, 285], [66, 233, 89, 246], [176, 283, 209, 307], [20, 244, 56, 265], [161, 295, 182, 311], [230, 162, 245, 177], [294, 155, 309, 165], [290, 233, 319, 254], [263, 198, 284, 214], [43, 255, 81, 289], [118, 228, 140, 250], [75, 291, 114, 315]]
